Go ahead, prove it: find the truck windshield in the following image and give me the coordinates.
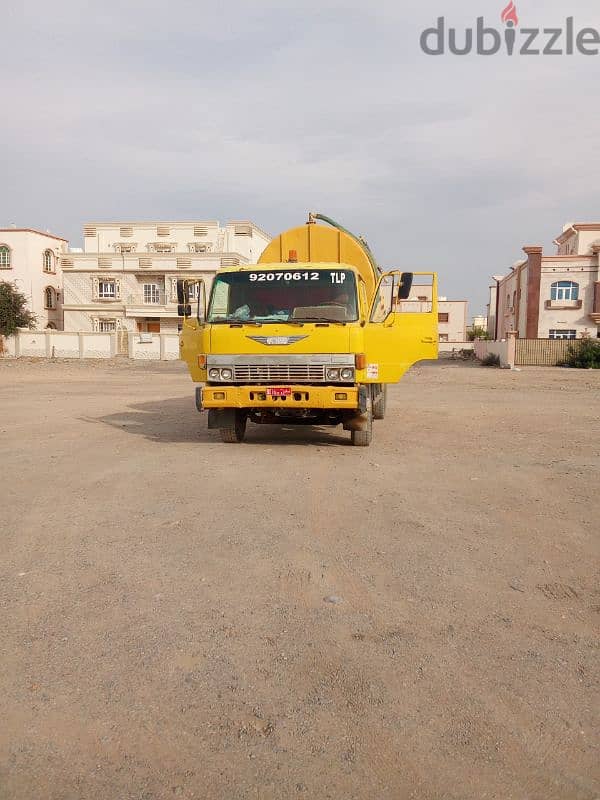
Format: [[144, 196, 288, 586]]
[[207, 269, 358, 323]]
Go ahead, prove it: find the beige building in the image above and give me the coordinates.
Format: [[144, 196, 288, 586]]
[[61, 220, 271, 334], [0, 228, 68, 329], [437, 297, 468, 342], [489, 221, 600, 340]]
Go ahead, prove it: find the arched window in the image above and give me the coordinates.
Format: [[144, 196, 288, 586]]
[[46, 322, 57, 330], [0, 244, 11, 269], [44, 287, 56, 309], [551, 281, 579, 301], [512, 291, 516, 309], [43, 249, 54, 272]]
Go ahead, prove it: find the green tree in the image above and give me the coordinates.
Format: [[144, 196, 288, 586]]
[[0, 281, 37, 337], [467, 325, 490, 341]]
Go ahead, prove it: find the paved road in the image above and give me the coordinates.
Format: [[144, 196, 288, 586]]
[[1, 359, 599, 799]]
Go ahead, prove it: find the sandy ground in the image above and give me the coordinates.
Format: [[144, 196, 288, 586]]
[[0, 358, 599, 800]]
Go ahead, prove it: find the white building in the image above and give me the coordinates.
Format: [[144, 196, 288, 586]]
[[0, 228, 68, 329], [61, 220, 271, 336]]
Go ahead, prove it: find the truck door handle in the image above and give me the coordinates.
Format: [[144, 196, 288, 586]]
[[421, 336, 435, 343]]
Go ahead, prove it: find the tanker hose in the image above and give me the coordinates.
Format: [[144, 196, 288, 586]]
[[308, 212, 381, 278]]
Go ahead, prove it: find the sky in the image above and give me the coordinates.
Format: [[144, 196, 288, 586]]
[[2, 0, 599, 316]]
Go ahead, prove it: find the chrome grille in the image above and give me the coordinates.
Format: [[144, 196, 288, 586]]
[[233, 364, 326, 382]]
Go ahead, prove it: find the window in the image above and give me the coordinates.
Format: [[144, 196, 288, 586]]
[[551, 281, 579, 301], [512, 291, 516, 308], [149, 242, 175, 254], [98, 279, 116, 299], [438, 312, 449, 323], [44, 287, 56, 309], [143, 283, 160, 304], [43, 250, 54, 272], [98, 320, 116, 332], [439, 333, 449, 342], [549, 329, 576, 340], [114, 243, 136, 254], [0, 245, 11, 269], [234, 224, 252, 236], [120, 226, 133, 238], [156, 225, 170, 237]]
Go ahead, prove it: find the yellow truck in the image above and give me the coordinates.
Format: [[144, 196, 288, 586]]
[[179, 213, 437, 446]]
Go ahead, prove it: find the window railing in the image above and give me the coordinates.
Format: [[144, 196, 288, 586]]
[[545, 299, 582, 310], [126, 292, 169, 306]]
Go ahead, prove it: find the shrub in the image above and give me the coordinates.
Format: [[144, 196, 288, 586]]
[[560, 339, 600, 369], [481, 352, 501, 367]]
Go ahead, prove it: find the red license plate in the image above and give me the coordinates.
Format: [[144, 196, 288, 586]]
[[266, 387, 292, 396]]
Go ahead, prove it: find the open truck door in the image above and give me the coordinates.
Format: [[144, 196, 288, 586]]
[[177, 278, 206, 324], [363, 271, 438, 383], [178, 278, 209, 382]]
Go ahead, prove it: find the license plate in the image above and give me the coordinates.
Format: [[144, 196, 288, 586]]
[[266, 387, 292, 396]]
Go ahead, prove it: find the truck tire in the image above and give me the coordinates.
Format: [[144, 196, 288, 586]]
[[219, 411, 247, 443], [351, 401, 373, 447], [372, 385, 387, 420]]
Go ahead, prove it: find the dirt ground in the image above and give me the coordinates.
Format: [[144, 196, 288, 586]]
[[0, 358, 598, 800]]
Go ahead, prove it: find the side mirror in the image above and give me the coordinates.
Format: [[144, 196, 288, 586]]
[[176, 279, 187, 304], [397, 272, 413, 300], [178, 303, 191, 317]]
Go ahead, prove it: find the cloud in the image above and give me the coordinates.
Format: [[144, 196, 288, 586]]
[[1, 0, 599, 314]]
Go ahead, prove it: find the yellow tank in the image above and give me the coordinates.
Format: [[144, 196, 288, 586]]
[[258, 217, 379, 300]]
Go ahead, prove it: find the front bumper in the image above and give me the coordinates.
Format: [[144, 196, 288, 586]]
[[201, 384, 359, 410]]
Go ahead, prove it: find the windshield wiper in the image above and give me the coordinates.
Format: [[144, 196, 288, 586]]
[[290, 317, 347, 325], [209, 318, 262, 326]]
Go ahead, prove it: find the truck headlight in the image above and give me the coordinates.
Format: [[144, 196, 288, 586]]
[[220, 368, 233, 381], [340, 367, 354, 380], [208, 368, 221, 379], [326, 368, 340, 381]]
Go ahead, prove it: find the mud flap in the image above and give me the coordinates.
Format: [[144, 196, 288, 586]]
[[207, 408, 237, 429], [358, 385, 369, 413], [344, 386, 370, 431]]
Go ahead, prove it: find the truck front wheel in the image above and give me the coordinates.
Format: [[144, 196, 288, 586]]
[[219, 411, 247, 443], [350, 400, 372, 447]]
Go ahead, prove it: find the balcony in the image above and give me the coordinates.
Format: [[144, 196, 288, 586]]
[[124, 292, 179, 317], [544, 299, 582, 310]]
